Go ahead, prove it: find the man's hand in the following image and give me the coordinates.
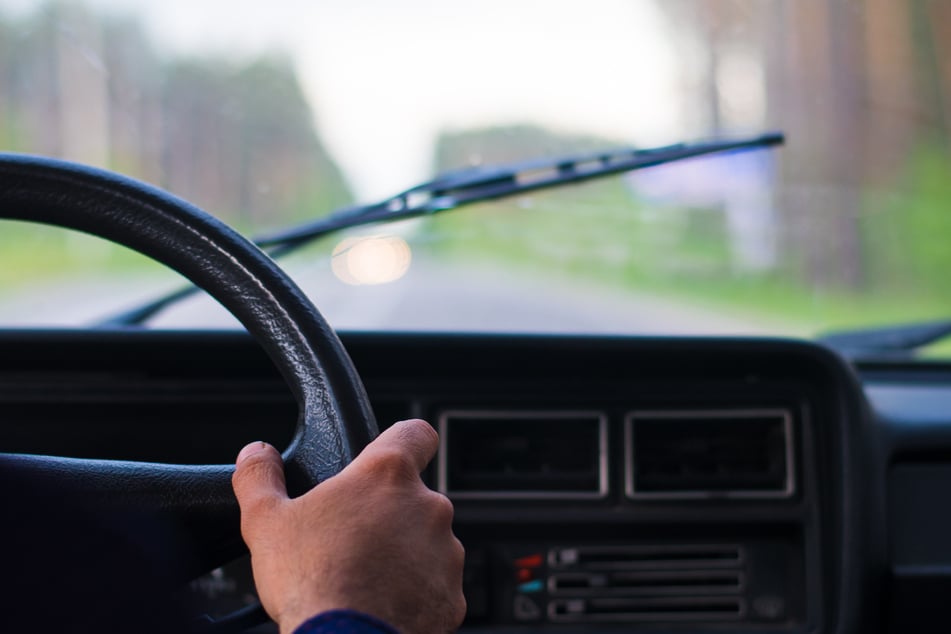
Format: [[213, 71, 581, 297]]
[[232, 419, 466, 634]]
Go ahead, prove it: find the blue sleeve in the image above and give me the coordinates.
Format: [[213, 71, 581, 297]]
[[293, 609, 399, 634]]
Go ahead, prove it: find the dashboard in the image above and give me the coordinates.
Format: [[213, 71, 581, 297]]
[[3, 329, 950, 633]]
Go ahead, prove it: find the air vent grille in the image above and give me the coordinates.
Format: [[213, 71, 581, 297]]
[[626, 409, 794, 499], [437, 410, 607, 499]]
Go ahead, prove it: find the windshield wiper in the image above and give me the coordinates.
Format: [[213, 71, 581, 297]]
[[98, 131, 784, 327], [819, 320, 951, 361]]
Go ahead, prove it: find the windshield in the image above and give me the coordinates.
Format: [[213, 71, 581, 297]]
[[1, 0, 949, 342]]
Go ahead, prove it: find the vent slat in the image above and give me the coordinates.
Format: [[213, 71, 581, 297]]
[[550, 544, 743, 570], [549, 597, 745, 622], [549, 570, 743, 596]]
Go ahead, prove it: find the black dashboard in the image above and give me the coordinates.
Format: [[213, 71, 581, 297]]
[[4, 330, 951, 633]]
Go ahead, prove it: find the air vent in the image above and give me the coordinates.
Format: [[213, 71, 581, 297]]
[[546, 544, 745, 623], [625, 409, 794, 499], [437, 410, 607, 499]]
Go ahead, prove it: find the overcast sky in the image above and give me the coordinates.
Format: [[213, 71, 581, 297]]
[[2, 0, 685, 198]]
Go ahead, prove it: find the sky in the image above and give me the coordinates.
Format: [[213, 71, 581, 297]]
[[1, 0, 686, 199]]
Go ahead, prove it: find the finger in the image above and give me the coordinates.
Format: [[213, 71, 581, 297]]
[[232, 442, 289, 518], [355, 418, 439, 475]]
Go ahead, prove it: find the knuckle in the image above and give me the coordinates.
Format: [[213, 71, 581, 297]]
[[234, 452, 274, 482], [363, 446, 415, 481], [233, 463, 275, 497], [427, 490, 456, 525]]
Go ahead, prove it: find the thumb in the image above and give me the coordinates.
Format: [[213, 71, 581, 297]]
[[232, 442, 289, 524]]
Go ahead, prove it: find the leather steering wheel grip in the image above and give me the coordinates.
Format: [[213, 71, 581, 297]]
[[0, 153, 378, 564]]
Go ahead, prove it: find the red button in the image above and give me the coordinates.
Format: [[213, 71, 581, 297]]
[[516, 568, 533, 582], [514, 554, 543, 569]]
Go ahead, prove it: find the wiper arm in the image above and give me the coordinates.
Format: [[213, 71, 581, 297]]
[[819, 320, 951, 360], [98, 131, 784, 327]]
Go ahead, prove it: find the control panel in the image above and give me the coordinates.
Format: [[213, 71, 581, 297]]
[[463, 540, 803, 628]]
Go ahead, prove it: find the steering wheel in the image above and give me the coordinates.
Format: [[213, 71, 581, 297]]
[[0, 154, 379, 575]]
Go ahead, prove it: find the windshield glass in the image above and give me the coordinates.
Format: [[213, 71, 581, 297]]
[[1, 0, 949, 341]]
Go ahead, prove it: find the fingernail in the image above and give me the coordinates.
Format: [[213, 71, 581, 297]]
[[236, 441, 269, 465]]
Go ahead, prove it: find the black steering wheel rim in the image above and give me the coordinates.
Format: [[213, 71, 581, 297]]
[[0, 152, 378, 569]]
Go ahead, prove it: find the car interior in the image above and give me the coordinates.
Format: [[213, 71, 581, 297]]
[[2, 1, 951, 633]]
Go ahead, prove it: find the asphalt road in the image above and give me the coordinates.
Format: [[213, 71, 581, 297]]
[[0, 255, 788, 336]]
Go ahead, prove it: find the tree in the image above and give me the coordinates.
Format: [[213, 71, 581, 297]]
[[0, 1, 353, 233]]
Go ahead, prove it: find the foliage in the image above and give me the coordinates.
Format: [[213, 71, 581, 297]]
[[0, 1, 352, 233], [423, 126, 951, 336], [862, 146, 951, 302]]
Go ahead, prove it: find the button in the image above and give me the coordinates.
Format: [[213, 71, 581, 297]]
[[517, 580, 544, 594], [516, 568, 533, 583], [514, 554, 543, 569], [552, 548, 578, 566], [565, 599, 585, 615], [513, 595, 542, 621]]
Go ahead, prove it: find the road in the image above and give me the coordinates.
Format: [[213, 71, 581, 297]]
[[0, 255, 793, 336]]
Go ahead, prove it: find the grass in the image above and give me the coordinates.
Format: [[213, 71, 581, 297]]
[[0, 221, 174, 291]]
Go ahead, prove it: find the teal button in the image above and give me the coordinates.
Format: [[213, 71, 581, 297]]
[[517, 580, 544, 594]]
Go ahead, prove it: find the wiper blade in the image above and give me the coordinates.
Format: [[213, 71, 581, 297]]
[[254, 131, 784, 248], [818, 320, 951, 360], [98, 131, 784, 327]]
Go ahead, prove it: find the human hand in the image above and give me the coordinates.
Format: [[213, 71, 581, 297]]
[[232, 419, 466, 634]]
